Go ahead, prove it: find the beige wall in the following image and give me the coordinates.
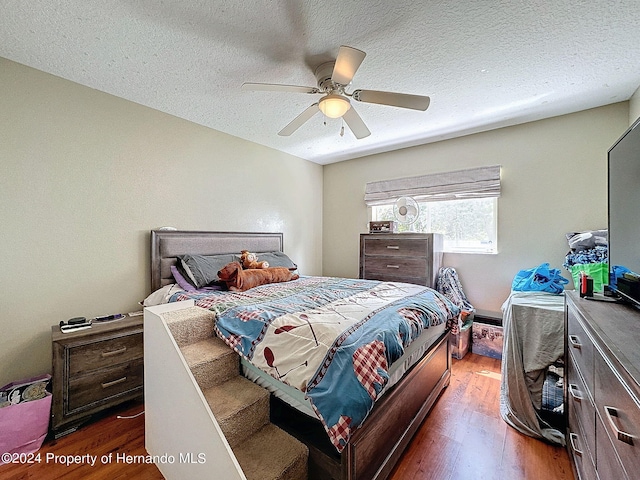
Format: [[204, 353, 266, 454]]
[[322, 103, 630, 316], [1, 54, 635, 386], [0, 58, 323, 386]]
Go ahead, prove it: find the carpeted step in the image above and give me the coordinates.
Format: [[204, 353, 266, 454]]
[[180, 336, 239, 389], [234, 423, 309, 480], [163, 304, 309, 478], [202, 376, 270, 448], [162, 306, 215, 347]]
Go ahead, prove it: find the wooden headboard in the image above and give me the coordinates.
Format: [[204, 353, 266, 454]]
[[150, 230, 284, 292]]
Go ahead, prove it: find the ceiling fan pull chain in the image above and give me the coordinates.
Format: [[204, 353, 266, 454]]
[[340, 120, 345, 137]]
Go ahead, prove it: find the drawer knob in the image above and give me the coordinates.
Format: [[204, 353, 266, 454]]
[[386, 265, 400, 269], [569, 432, 583, 456], [386, 245, 400, 250], [568, 384, 582, 402], [604, 405, 635, 445], [101, 377, 127, 389], [568, 335, 582, 349], [101, 347, 127, 358]]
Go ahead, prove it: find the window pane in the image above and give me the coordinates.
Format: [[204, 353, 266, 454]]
[[371, 198, 497, 254]]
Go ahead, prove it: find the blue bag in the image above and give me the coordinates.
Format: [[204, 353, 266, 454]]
[[610, 265, 631, 289], [512, 263, 569, 294]]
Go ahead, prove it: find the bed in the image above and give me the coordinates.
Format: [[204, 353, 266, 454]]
[[147, 230, 458, 480]]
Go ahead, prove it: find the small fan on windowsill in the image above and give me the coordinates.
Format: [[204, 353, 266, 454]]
[[393, 196, 419, 225]]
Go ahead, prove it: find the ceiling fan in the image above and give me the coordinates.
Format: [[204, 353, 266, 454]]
[[241, 45, 431, 139]]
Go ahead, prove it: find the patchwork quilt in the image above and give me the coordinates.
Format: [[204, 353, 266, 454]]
[[170, 276, 459, 452]]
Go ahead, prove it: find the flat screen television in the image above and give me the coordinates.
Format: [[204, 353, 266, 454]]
[[608, 116, 640, 307]]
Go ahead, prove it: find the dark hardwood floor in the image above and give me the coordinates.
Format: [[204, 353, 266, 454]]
[[0, 352, 573, 480]]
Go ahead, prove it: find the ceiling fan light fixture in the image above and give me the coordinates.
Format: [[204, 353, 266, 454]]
[[318, 94, 351, 118]]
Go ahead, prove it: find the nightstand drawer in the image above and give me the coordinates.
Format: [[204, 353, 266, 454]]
[[69, 332, 143, 375], [68, 358, 144, 412], [362, 238, 429, 257]]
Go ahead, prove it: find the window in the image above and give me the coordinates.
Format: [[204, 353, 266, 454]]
[[365, 165, 501, 254], [371, 197, 498, 253]]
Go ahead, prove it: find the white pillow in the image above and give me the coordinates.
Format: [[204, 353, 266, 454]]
[[142, 284, 183, 307]]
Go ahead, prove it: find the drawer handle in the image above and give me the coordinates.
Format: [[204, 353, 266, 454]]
[[604, 405, 635, 445], [569, 432, 583, 456], [386, 265, 400, 269], [101, 347, 127, 358], [568, 384, 582, 402], [386, 245, 400, 250], [568, 335, 582, 349], [101, 377, 127, 389]]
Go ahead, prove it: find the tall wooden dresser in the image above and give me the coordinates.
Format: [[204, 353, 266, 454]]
[[565, 291, 640, 480], [359, 233, 443, 288]]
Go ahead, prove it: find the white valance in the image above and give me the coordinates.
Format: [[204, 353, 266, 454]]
[[364, 165, 501, 206]]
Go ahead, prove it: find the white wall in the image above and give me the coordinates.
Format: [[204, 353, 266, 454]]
[[0, 58, 323, 386], [322, 103, 629, 316]]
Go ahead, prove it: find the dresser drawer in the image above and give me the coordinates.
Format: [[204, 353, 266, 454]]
[[567, 304, 595, 398], [568, 406, 597, 480], [595, 350, 640, 478], [568, 351, 596, 460], [595, 415, 629, 480], [364, 273, 428, 286], [362, 238, 429, 257], [69, 332, 143, 376], [68, 357, 144, 412], [362, 256, 428, 280]]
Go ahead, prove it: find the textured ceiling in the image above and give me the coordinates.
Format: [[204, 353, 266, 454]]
[[2, 0, 640, 164]]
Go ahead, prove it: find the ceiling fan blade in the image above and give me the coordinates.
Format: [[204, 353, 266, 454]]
[[352, 89, 431, 111], [242, 83, 319, 94], [342, 107, 371, 139], [331, 46, 366, 85], [278, 103, 320, 136]]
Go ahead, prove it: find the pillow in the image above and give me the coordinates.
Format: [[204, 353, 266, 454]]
[[179, 254, 238, 288], [255, 251, 298, 271], [142, 283, 183, 307], [171, 265, 196, 292]]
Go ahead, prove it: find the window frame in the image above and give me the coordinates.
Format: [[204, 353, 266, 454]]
[[370, 196, 499, 254]]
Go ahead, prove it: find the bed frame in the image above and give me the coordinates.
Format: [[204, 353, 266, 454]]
[[149, 230, 451, 480]]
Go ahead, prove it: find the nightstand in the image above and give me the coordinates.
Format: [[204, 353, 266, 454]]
[[51, 316, 143, 437]]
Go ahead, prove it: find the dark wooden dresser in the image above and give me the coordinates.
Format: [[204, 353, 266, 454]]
[[565, 291, 640, 480], [51, 316, 144, 437], [359, 233, 443, 288]]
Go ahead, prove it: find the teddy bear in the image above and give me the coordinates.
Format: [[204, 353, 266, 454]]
[[239, 250, 269, 269]]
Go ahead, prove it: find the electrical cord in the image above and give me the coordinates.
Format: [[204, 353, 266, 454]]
[[117, 410, 145, 419]]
